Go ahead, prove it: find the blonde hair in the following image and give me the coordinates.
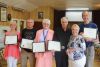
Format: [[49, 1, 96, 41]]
[[71, 24, 80, 30], [10, 21, 17, 30]]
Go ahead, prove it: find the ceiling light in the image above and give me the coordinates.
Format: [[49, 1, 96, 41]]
[[66, 8, 89, 10]]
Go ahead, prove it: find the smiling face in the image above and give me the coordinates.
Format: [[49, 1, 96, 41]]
[[82, 11, 90, 24], [43, 23, 50, 29], [71, 24, 80, 37], [42, 19, 50, 29], [61, 17, 68, 29], [10, 22, 17, 31], [26, 19, 34, 29]]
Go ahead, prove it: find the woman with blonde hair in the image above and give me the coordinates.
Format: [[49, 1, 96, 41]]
[[66, 24, 86, 67], [4, 22, 21, 67]]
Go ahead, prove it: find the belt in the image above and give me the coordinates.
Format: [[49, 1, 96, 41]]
[[61, 46, 65, 49]]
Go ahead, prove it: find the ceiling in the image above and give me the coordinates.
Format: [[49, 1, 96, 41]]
[[0, 0, 100, 11]]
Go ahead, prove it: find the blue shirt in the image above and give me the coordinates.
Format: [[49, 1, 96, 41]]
[[79, 22, 98, 47]]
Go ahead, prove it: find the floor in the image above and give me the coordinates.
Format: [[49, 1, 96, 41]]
[[0, 48, 100, 67], [0, 57, 100, 67]]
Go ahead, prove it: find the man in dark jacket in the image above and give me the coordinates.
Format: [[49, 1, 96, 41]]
[[54, 17, 71, 67]]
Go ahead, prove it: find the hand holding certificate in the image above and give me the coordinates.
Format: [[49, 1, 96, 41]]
[[21, 39, 33, 49], [83, 28, 97, 39], [33, 42, 45, 52], [48, 41, 61, 51], [5, 35, 17, 44]]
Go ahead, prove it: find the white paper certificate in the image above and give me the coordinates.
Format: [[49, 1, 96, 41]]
[[48, 41, 61, 51], [83, 28, 97, 39], [33, 42, 45, 52], [5, 35, 17, 44], [21, 39, 33, 49]]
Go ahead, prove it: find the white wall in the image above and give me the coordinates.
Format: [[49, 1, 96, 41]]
[[66, 11, 92, 22]]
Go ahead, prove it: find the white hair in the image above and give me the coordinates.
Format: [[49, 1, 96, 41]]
[[27, 19, 34, 23], [42, 19, 50, 25], [61, 17, 68, 22]]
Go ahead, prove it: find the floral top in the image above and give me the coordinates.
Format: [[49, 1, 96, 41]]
[[67, 35, 86, 60]]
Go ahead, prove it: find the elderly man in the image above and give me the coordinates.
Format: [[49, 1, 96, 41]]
[[54, 17, 71, 67], [21, 19, 36, 67], [79, 10, 99, 67]]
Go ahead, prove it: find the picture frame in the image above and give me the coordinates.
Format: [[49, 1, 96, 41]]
[[38, 12, 43, 19], [0, 7, 7, 21]]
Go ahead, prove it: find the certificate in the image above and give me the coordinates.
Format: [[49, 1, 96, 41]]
[[21, 39, 33, 49], [32, 42, 45, 52], [48, 41, 61, 51], [5, 35, 17, 44], [83, 28, 97, 39]]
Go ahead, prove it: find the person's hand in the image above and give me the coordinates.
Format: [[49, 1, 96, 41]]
[[51, 50, 55, 56], [66, 48, 76, 54], [80, 32, 84, 35], [93, 39, 99, 44], [85, 37, 94, 42], [35, 52, 44, 58], [80, 32, 96, 42]]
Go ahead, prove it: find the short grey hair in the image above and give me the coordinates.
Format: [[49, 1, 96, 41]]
[[61, 17, 68, 23], [42, 19, 50, 25], [26, 19, 34, 23]]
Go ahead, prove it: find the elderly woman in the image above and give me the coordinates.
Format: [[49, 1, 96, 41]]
[[4, 22, 21, 67], [34, 19, 54, 67], [66, 24, 86, 67]]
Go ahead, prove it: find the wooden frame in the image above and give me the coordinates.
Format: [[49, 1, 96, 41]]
[[0, 7, 7, 21], [38, 12, 43, 19]]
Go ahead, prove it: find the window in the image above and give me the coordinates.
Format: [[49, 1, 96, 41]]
[[65, 8, 92, 22]]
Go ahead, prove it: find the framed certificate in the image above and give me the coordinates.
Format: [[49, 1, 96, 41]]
[[83, 28, 97, 39], [21, 39, 33, 49], [48, 41, 61, 51], [32, 42, 45, 52], [5, 35, 17, 44]]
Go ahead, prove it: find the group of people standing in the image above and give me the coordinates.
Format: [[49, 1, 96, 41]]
[[3, 10, 99, 67]]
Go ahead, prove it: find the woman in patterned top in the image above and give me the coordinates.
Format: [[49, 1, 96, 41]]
[[66, 24, 86, 67]]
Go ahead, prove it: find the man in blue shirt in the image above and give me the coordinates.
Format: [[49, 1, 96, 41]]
[[79, 11, 99, 67]]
